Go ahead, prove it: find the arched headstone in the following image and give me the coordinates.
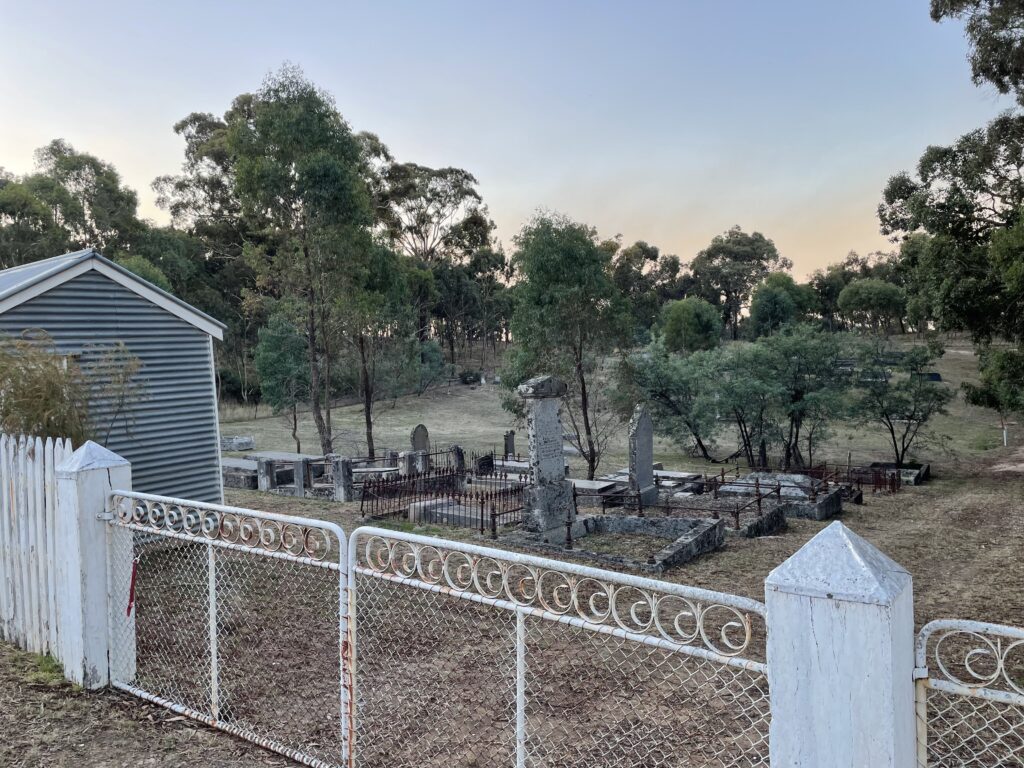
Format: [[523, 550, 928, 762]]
[[410, 424, 429, 452]]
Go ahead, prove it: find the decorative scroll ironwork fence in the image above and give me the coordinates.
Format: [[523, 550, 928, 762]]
[[106, 491, 351, 768], [104, 496, 770, 767], [348, 527, 771, 768], [915, 619, 1024, 767]]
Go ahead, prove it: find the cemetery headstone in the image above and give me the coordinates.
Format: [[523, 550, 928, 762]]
[[410, 424, 430, 452], [519, 375, 574, 534], [400, 451, 417, 476], [475, 453, 495, 475], [503, 430, 516, 459], [628, 404, 659, 505], [331, 456, 354, 502], [450, 444, 466, 473]]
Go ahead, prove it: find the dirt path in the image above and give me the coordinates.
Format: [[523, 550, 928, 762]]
[[0, 645, 292, 767]]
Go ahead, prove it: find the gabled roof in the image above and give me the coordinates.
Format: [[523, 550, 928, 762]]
[[0, 249, 225, 340]]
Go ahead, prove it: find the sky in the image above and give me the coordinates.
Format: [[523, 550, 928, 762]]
[[0, 1, 1016, 277]]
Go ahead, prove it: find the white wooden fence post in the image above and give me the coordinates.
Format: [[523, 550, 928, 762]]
[[765, 521, 916, 767], [55, 441, 131, 689]]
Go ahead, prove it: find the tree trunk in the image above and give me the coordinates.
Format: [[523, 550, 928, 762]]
[[303, 241, 333, 456], [692, 431, 714, 462], [735, 411, 755, 467], [324, 342, 333, 447], [359, 335, 376, 460], [306, 300, 333, 455], [291, 403, 301, 453], [575, 346, 598, 480]]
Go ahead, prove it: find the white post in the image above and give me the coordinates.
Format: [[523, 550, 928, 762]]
[[765, 521, 915, 767], [55, 441, 131, 689]]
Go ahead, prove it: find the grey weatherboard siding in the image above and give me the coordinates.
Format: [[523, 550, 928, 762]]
[[0, 270, 223, 502]]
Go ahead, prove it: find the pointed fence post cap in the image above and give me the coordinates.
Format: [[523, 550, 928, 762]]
[[56, 440, 130, 474], [766, 521, 910, 606]]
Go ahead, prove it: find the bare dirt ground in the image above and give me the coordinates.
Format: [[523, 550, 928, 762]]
[[5, 334, 1023, 766]]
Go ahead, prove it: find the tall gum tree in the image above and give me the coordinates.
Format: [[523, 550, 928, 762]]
[[503, 213, 632, 480], [229, 65, 372, 455], [691, 226, 791, 340]]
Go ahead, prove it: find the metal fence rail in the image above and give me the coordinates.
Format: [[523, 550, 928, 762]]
[[106, 491, 351, 768], [915, 619, 1024, 767], [348, 526, 770, 768]]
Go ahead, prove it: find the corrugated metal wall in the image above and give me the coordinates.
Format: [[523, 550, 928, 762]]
[[0, 271, 223, 503]]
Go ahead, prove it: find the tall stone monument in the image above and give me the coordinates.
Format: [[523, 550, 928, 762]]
[[519, 375, 574, 533], [628, 404, 658, 505]]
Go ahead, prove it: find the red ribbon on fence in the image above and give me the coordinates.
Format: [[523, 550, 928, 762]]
[[126, 557, 139, 617]]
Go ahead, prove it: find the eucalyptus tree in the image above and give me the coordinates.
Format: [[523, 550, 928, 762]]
[[619, 339, 721, 461], [503, 213, 632, 479], [932, 0, 1024, 106], [254, 311, 310, 452], [852, 340, 953, 467], [661, 297, 721, 353], [228, 65, 373, 455], [691, 226, 792, 340], [0, 141, 141, 268]]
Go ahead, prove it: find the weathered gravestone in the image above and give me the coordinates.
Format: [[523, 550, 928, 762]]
[[503, 430, 516, 459], [628, 404, 659, 505], [410, 424, 430, 452], [475, 452, 495, 475], [519, 375, 574, 534]]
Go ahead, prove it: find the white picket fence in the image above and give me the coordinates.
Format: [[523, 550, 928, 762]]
[[0, 433, 73, 656]]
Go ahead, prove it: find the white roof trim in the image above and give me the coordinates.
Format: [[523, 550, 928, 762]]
[[0, 254, 225, 340]]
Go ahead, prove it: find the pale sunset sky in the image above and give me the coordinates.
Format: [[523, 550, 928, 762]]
[[0, 1, 1015, 277]]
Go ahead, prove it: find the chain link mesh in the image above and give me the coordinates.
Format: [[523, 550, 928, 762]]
[[353, 576, 518, 766], [352, 530, 770, 768], [106, 495, 770, 768], [919, 687, 1024, 766], [916, 620, 1024, 767], [108, 495, 347, 768]]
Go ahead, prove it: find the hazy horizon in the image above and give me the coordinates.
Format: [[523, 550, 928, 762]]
[[1, 0, 1015, 277]]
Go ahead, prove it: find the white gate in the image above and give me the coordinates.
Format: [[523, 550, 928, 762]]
[[106, 491, 351, 767], [915, 619, 1024, 766], [348, 526, 770, 767], [104, 493, 770, 767]]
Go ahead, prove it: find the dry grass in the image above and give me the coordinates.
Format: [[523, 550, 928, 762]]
[[219, 335, 1014, 475]]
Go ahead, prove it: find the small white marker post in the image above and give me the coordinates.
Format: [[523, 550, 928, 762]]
[[55, 441, 132, 689], [764, 521, 916, 767]]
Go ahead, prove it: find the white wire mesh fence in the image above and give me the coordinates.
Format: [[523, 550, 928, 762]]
[[915, 620, 1024, 767], [104, 496, 771, 767], [107, 492, 350, 768], [349, 527, 770, 768]]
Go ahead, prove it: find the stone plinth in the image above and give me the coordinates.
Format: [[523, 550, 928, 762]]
[[628, 404, 658, 505], [519, 375, 574, 532], [220, 435, 255, 452]]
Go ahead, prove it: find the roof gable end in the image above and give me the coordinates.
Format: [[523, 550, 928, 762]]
[[0, 250, 225, 340]]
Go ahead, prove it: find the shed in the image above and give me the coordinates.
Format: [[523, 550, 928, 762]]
[[0, 249, 226, 503]]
